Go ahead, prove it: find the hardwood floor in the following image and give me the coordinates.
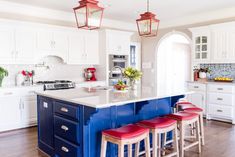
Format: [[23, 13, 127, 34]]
[[0, 120, 235, 157]]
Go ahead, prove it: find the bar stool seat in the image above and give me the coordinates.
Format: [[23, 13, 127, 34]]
[[137, 117, 179, 157], [102, 124, 149, 140], [175, 101, 196, 112], [138, 117, 177, 129], [184, 107, 203, 112], [101, 124, 151, 157], [167, 111, 198, 121]]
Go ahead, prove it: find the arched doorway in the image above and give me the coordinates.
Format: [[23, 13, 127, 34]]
[[156, 31, 191, 94]]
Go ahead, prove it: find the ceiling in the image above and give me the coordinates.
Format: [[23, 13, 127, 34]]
[[3, 0, 235, 22]]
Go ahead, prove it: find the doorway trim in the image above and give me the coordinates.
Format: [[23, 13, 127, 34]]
[[154, 30, 192, 88]]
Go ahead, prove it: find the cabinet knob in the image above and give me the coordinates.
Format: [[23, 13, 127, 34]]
[[43, 102, 48, 108], [194, 86, 199, 89], [217, 98, 223, 101], [61, 125, 69, 131], [217, 88, 223, 90], [60, 107, 69, 113], [61, 146, 69, 153], [217, 109, 223, 113]]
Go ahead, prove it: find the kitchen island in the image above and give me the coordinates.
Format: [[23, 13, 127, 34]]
[[36, 86, 191, 157]]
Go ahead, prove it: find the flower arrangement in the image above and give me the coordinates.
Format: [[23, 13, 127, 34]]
[[21, 70, 34, 85], [0, 67, 8, 87], [124, 67, 142, 89], [21, 70, 34, 77]]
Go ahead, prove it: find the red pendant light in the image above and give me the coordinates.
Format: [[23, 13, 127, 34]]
[[136, 0, 160, 37], [73, 0, 104, 30]]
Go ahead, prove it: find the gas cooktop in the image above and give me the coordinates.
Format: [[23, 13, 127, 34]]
[[37, 80, 75, 90], [36, 80, 72, 84]]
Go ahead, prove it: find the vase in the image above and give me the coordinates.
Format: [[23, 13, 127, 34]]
[[129, 79, 136, 90], [0, 76, 3, 87], [199, 72, 207, 79]]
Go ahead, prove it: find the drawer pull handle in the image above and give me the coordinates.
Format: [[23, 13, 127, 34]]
[[194, 86, 199, 88], [61, 125, 69, 131], [61, 146, 69, 153], [217, 88, 223, 90], [217, 109, 223, 112], [60, 107, 68, 113], [43, 102, 48, 108], [4, 92, 13, 95], [217, 98, 223, 101]]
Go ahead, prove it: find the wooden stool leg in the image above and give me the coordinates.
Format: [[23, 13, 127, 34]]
[[144, 134, 151, 157], [118, 144, 124, 157], [174, 126, 180, 157], [199, 113, 205, 146], [152, 131, 157, 157], [179, 122, 185, 157], [100, 135, 107, 157], [128, 144, 132, 157], [157, 133, 161, 157], [196, 119, 202, 153], [135, 142, 140, 157]]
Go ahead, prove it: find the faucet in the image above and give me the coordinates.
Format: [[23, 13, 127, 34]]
[[109, 66, 124, 80]]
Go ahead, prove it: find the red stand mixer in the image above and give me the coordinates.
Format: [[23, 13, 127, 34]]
[[84, 68, 97, 81]]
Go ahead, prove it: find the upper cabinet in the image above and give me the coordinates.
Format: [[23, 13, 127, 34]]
[[189, 22, 235, 64], [104, 29, 133, 55], [36, 30, 69, 63], [68, 30, 99, 65], [189, 26, 211, 63]]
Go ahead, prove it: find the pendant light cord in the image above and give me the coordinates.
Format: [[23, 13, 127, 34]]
[[147, 0, 149, 12]]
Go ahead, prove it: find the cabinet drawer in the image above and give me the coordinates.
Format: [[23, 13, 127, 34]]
[[208, 93, 233, 106], [208, 104, 233, 118], [55, 136, 81, 157], [188, 83, 206, 91], [208, 84, 234, 93], [54, 101, 79, 120], [54, 116, 80, 144]]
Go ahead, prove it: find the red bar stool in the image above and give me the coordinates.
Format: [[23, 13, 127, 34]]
[[175, 101, 196, 112], [137, 117, 179, 157], [184, 107, 205, 145], [100, 124, 151, 157], [167, 111, 201, 157]]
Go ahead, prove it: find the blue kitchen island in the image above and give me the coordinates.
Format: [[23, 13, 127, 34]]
[[36, 86, 190, 157]]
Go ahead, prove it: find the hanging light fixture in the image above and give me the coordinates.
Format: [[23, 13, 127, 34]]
[[136, 0, 160, 37], [73, 0, 104, 30]]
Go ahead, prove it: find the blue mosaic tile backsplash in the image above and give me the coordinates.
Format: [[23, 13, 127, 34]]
[[200, 64, 235, 79]]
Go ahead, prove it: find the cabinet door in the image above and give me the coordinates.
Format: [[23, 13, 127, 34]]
[[68, 33, 85, 64], [21, 95, 37, 126], [212, 31, 227, 62], [227, 31, 235, 61], [0, 27, 15, 64], [52, 31, 69, 62], [85, 31, 99, 64], [38, 97, 54, 148], [37, 31, 53, 51], [0, 95, 21, 132], [15, 29, 36, 64], [187, 92, 206, 115]]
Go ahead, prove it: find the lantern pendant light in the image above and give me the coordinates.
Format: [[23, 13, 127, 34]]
[[73, 0, 104, 30], [136, 0, 160, 37]]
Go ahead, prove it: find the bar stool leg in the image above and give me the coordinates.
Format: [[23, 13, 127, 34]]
[[118, 144, 124, 157], [152, 131, 157, 157], [179, 122, 185, 157], [128, 144, 132, 157], [100, 136, 107, 157], [174, 126, 180, 157], [157, 133, 161, 157], [144, 134, 151, 157], [135, 142, 140, 157], [196, 118, 202, 153], [199, 113, 205, 145]]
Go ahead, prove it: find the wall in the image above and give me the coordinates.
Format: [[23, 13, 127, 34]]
[[141, 18, 235, 87]]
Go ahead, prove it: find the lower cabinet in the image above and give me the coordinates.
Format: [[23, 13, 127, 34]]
[[21, 95, 37, 126]]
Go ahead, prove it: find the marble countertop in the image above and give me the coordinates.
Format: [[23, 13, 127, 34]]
[[187, 80, 235, 85], [36, 86, 194, 108]]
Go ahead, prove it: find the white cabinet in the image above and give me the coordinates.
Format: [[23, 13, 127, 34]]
[[21, 95, 37, 126], [36, 30, 69, 62], [189, 27, 210, 63], [68, 30, 99, 65], [15, 28, 36, 64], [105, 29, 132, 55], [187, 82, 207, 115], [0, 94, 21, 132], [0, 26, 15, 64]]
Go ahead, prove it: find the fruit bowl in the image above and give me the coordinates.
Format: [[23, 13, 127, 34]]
[[214, 77, 234, 82], [114, 84, 127, 91]]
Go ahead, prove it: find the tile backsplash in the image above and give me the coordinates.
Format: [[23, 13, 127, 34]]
[[200, 63, 235, 79]]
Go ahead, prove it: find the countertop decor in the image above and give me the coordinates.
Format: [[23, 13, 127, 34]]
[[124, 67, 142, 90], [0, 67, 8, 87]]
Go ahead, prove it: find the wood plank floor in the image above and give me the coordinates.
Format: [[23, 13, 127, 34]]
[[0, 120, 235, 157]]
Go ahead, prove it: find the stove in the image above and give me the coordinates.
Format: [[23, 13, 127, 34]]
[[37, 80, 76, 90]]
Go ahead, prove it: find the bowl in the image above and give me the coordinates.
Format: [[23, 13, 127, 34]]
[[114, 84, 127, 91]]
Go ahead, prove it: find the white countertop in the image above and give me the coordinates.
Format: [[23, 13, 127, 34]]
[[187, 80, 235, 85], [36, 86, 194, 108]]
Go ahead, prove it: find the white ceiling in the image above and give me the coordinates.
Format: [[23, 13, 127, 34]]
[[3, 0, 235, 22]]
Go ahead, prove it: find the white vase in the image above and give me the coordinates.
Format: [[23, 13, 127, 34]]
[[199, 72, 207, 79]]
